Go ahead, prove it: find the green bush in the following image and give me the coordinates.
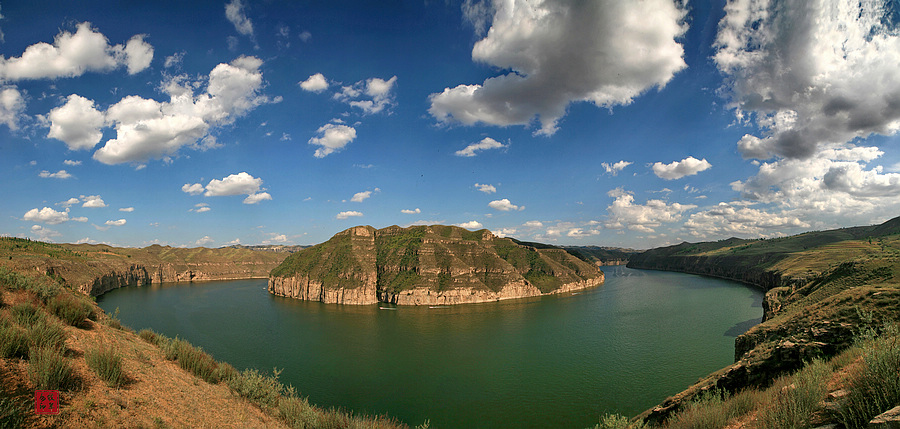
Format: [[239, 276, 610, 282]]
[[85, 343, 126, 388], [160, 337, 223, 384], [11, 302, 40, 326], [138, 328, 160, 345], [48, 293, 95, 327], [839, 324, 900, 429], [591, 413, 646, 429], [27, 316, 67, 352], [0, 267, 31, 291], [226, 367, 289, 409], [278, 395, 321, 428], [28, 346, 76, 390], [756, 359, 832, 429]]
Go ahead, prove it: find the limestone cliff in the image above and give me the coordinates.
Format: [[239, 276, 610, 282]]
[[268, 225, 604, 305]]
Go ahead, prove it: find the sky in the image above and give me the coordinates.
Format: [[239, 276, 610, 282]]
[[1, 0, 900, 250]]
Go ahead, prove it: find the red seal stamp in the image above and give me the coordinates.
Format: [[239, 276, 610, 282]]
[[35, 390, 59, 415]]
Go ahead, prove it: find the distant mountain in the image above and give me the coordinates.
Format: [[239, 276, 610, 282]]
[[222, 244, 309, 253], [268, 225, 604, 305]]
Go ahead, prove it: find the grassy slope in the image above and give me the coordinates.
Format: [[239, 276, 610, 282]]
[[623, 216, 900, 427]]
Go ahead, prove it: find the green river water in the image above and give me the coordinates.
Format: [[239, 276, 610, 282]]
[[97, 266, 763, 428]]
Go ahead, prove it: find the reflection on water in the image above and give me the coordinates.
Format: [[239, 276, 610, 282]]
[[98, 266, 763, 429]]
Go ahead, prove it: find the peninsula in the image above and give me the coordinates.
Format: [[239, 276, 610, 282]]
[[268, 225, 604, 305]]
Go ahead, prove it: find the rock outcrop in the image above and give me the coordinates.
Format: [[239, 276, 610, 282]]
[[269, 225, 604, 305]]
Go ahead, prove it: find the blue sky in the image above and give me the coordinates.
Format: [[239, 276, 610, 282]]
[[2, 0, 900, 249]]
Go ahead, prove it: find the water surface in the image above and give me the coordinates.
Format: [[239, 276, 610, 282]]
[[98, 266, 762, 428]]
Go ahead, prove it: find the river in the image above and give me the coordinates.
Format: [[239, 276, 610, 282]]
[[97, 265, 763, 428]]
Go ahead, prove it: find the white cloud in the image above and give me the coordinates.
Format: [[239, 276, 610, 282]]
[[119, 207, 135, 212], [38, 170, 72, 179], [567, 228, 600, 238], [225, 0, 254, 36], [492, 227, 517, 238], [475, 183, 497, 193], [0, 86, 25, 130], [456, 137, 506, 157], [243, 192, 271, 204], [334, 76, 398, 114], [457, 221, 483, 229], [430, 0, 688, 135], [401, 208, 421, 214], [523, 220, 543, 228], [124, 35, 153, 74], [336, 211, 363, 220], [189, 203, 211, 213], [602, 160, 632, 176], [58, 198, 80, 208], [164, 51, 184, 69], [0, 22, 153, 81], [605, 188, 696, 233], [81, 195, 107, 208], [205, 172, 262, 196], [104, 219, 126, 227], [488, 198, 524, 211], [715, 0, 900, 160], [262, 233, 288, 244], [63, 159, 82, 166], [182, 183, 205, 195], [684, 203, 810, 240], [309, 122, 356, 158], [351, 191, 373, 203], [299, 73, 328, 92], [93, 56, 269, 165], [30, 225, 61, 241], [195, 235, 214, 246], [652, 156, 712, 180], [23, 207, 87, 225], [47, 94, 105, 150]]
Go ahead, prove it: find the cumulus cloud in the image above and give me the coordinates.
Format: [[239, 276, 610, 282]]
[[430, 0, 688, 135], [401, 208, 421, 214], [605, 188, 696, 233], [602, 160, 632, 176], [196, 235, 214, 246], [455, 137, 506, 157], [684, 202, 810, 239], [92, 56, 270, 165], [0, 86, 25, 130], [523, 220, 543, 228], [475, 183, 497, 193], [492, 227, 517, 238], [309, 122, 356, 158], [0, 22, 152, 81], [488, 198, 523, 211], [184, 172, 271, 204], [336, 211, 363, 219], [46, 94, 105, 150], [299, 73, 328, 92], [715, 0, 900, 160], [351, 190, 376, 203], [81, 195, 107, 208], [38, 170, 72, 179], [182, 183, 205, 195], [243, 192, 271, 204], [63, 160, 82, 166], [652, 156, 712, 180], [189, 203, 211, 213], [334, 76, 397, 114], [225, 0, 254, 36], [23, 207, 87, 224], [567, 228, 600, 238], [30, 225, 61, 241], [58, 198, 81, 208], [457, 220, 483, 229], [104, 219, 126, 227]]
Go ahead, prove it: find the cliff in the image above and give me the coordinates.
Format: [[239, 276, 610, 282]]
[[268, 225, 604, 305], [630, 217, 900, 425], [0, 239, 289, 297]]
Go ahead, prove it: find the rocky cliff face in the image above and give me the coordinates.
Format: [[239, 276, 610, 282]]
[[269, 225, 604, 305]]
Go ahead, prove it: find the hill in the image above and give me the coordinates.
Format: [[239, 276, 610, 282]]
[[268, 225, 604, 305], [0, 238, 289, 297], [626, 216, 900, 425]]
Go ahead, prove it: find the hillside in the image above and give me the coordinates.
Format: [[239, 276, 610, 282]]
[[268, 225, 604, 305], [626, 216, 900, 425], [0, 238, 289, 297]]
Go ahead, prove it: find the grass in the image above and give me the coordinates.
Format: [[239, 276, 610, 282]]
[[28, 346, 76, 390], [838, 324, 900, 428], [0, 315, 28, 359], [26, 315, 68, 352], [755, 359, 832, 429], [159, 336, 226, 384], [85, 342, 126, 388], [226, 367, 289, 409], [0, 394, 27, 429], [664, 389, 764, 429], [48, 292, 95, 327], [591, 413, 647, 429]]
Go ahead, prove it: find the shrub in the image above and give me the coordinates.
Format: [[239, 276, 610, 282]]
[[11, 302, 41, 326], [85, 343, 126, 388], [0, 267, 30, 291], [591, 413, 646, 429], [138, 328, 160, 345], [665, 389, 732, 429], [28, 346, 76, 390], [161, 337, 222, 384], [48, 293, 95, 327], [27, 316, 67, 353], [756, 359, 832, 429], [278, 395, 321, 428], [838, 324, 900, 429], [226, 367, 288, 409]]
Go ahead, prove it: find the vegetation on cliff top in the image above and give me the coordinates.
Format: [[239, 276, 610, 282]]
[[624, 216, 900, 427], [270, 224, 602, 294]]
